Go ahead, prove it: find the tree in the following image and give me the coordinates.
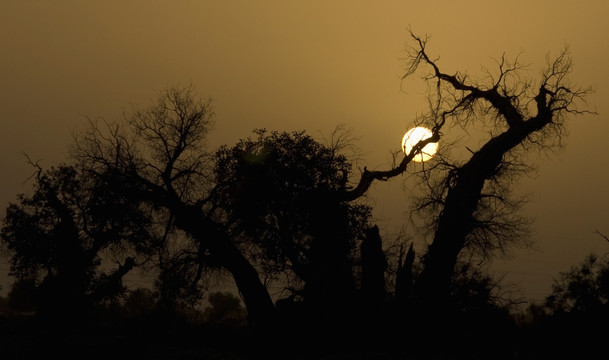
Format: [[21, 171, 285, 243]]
[[516, 253, 609, 358], [0, 164, 153, 321], [214, 129, 373, 313], [398, 30, 594, 307], [71, 84, 282, 330], [545, 252, 609, 314]]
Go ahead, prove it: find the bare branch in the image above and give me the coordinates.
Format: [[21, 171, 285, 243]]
[[21, 152, 43, 184], [594, 230, 609, 244], [341, 129, 441, 201]]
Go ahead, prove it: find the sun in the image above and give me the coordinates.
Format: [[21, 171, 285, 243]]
[[401, 126, 438, 162]]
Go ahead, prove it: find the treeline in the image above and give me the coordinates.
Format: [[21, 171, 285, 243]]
[[0, 31, 600, 359]]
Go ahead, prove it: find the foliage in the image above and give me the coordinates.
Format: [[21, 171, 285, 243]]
[[71, 84, 280, 328], [545, 252, 609, 314], [214, 129, 373, 298], [72, 83, 221, 316], [0, 164, 154, 314], [202, 291, 247, 327], [450, 261, 521, 313]]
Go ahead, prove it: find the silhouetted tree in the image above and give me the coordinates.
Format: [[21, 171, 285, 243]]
[[214, 129, 374, 319], [394, 242, 415, 304], [71, 84, 282, 330], [0, 164, 153, 322], [450, 261, 518, 313], [399, 30, 594, 308], [360, 225, 388, 307], [546, 252, 609, 314], [515, 253, 609, 358]]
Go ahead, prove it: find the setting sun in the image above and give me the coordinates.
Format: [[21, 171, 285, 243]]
[[401, 126, 438, 162]]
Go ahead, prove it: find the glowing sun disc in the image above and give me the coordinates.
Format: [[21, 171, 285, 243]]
[[401, 126, 438, 162]]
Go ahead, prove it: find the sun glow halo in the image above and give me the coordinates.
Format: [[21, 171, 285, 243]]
[[401, 126, 438, 162]]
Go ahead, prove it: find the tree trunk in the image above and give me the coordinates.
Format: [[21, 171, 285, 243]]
[[395, 242, 415, 304], [172, 203, 277, 330], [208, 228, 277, 330], [415, 118, 550, 306], [361, 225, 387, 307]]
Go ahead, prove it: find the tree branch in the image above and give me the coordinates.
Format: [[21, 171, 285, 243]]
[[594, 230, 609, 244], [340, 132, 440, 201]]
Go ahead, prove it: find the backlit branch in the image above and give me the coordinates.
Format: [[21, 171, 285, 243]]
[[403, 29, 526, 129], [341, 128, 441, 202]]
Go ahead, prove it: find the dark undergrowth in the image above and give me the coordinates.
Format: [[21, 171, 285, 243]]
[[1, 310, 608, 360]]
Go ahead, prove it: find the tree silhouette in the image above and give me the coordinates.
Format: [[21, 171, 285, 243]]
[[71, 84, 282, 330], [546, 252, 609, 314], [214, 129, 373, 318], [0, 164, 153, 323], [0, 28, 602, 359], [398, 30, 595, 309], [6, 33, 592, 358], [513, 253, 609, 358]]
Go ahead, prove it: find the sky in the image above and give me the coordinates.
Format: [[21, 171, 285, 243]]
[[1, 1, 608, 306]]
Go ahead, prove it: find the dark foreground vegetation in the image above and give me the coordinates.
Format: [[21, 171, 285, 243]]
[[0, 30, 602, 359], [1, 283, 609, 360]]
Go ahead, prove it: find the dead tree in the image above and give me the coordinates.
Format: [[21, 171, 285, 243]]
[[399, 30, 595, 307]]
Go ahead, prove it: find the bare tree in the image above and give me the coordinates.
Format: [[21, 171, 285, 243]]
[[71, 84, 279, 329], [398, 30, 595, 307]]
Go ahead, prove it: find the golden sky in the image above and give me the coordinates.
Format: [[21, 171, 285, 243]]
[[1, 1, 608, 304]]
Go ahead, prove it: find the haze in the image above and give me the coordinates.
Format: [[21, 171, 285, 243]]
[[1, 1, 608, 306]]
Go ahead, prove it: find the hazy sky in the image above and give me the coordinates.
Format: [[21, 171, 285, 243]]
[[2, 1, 608, 305]]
